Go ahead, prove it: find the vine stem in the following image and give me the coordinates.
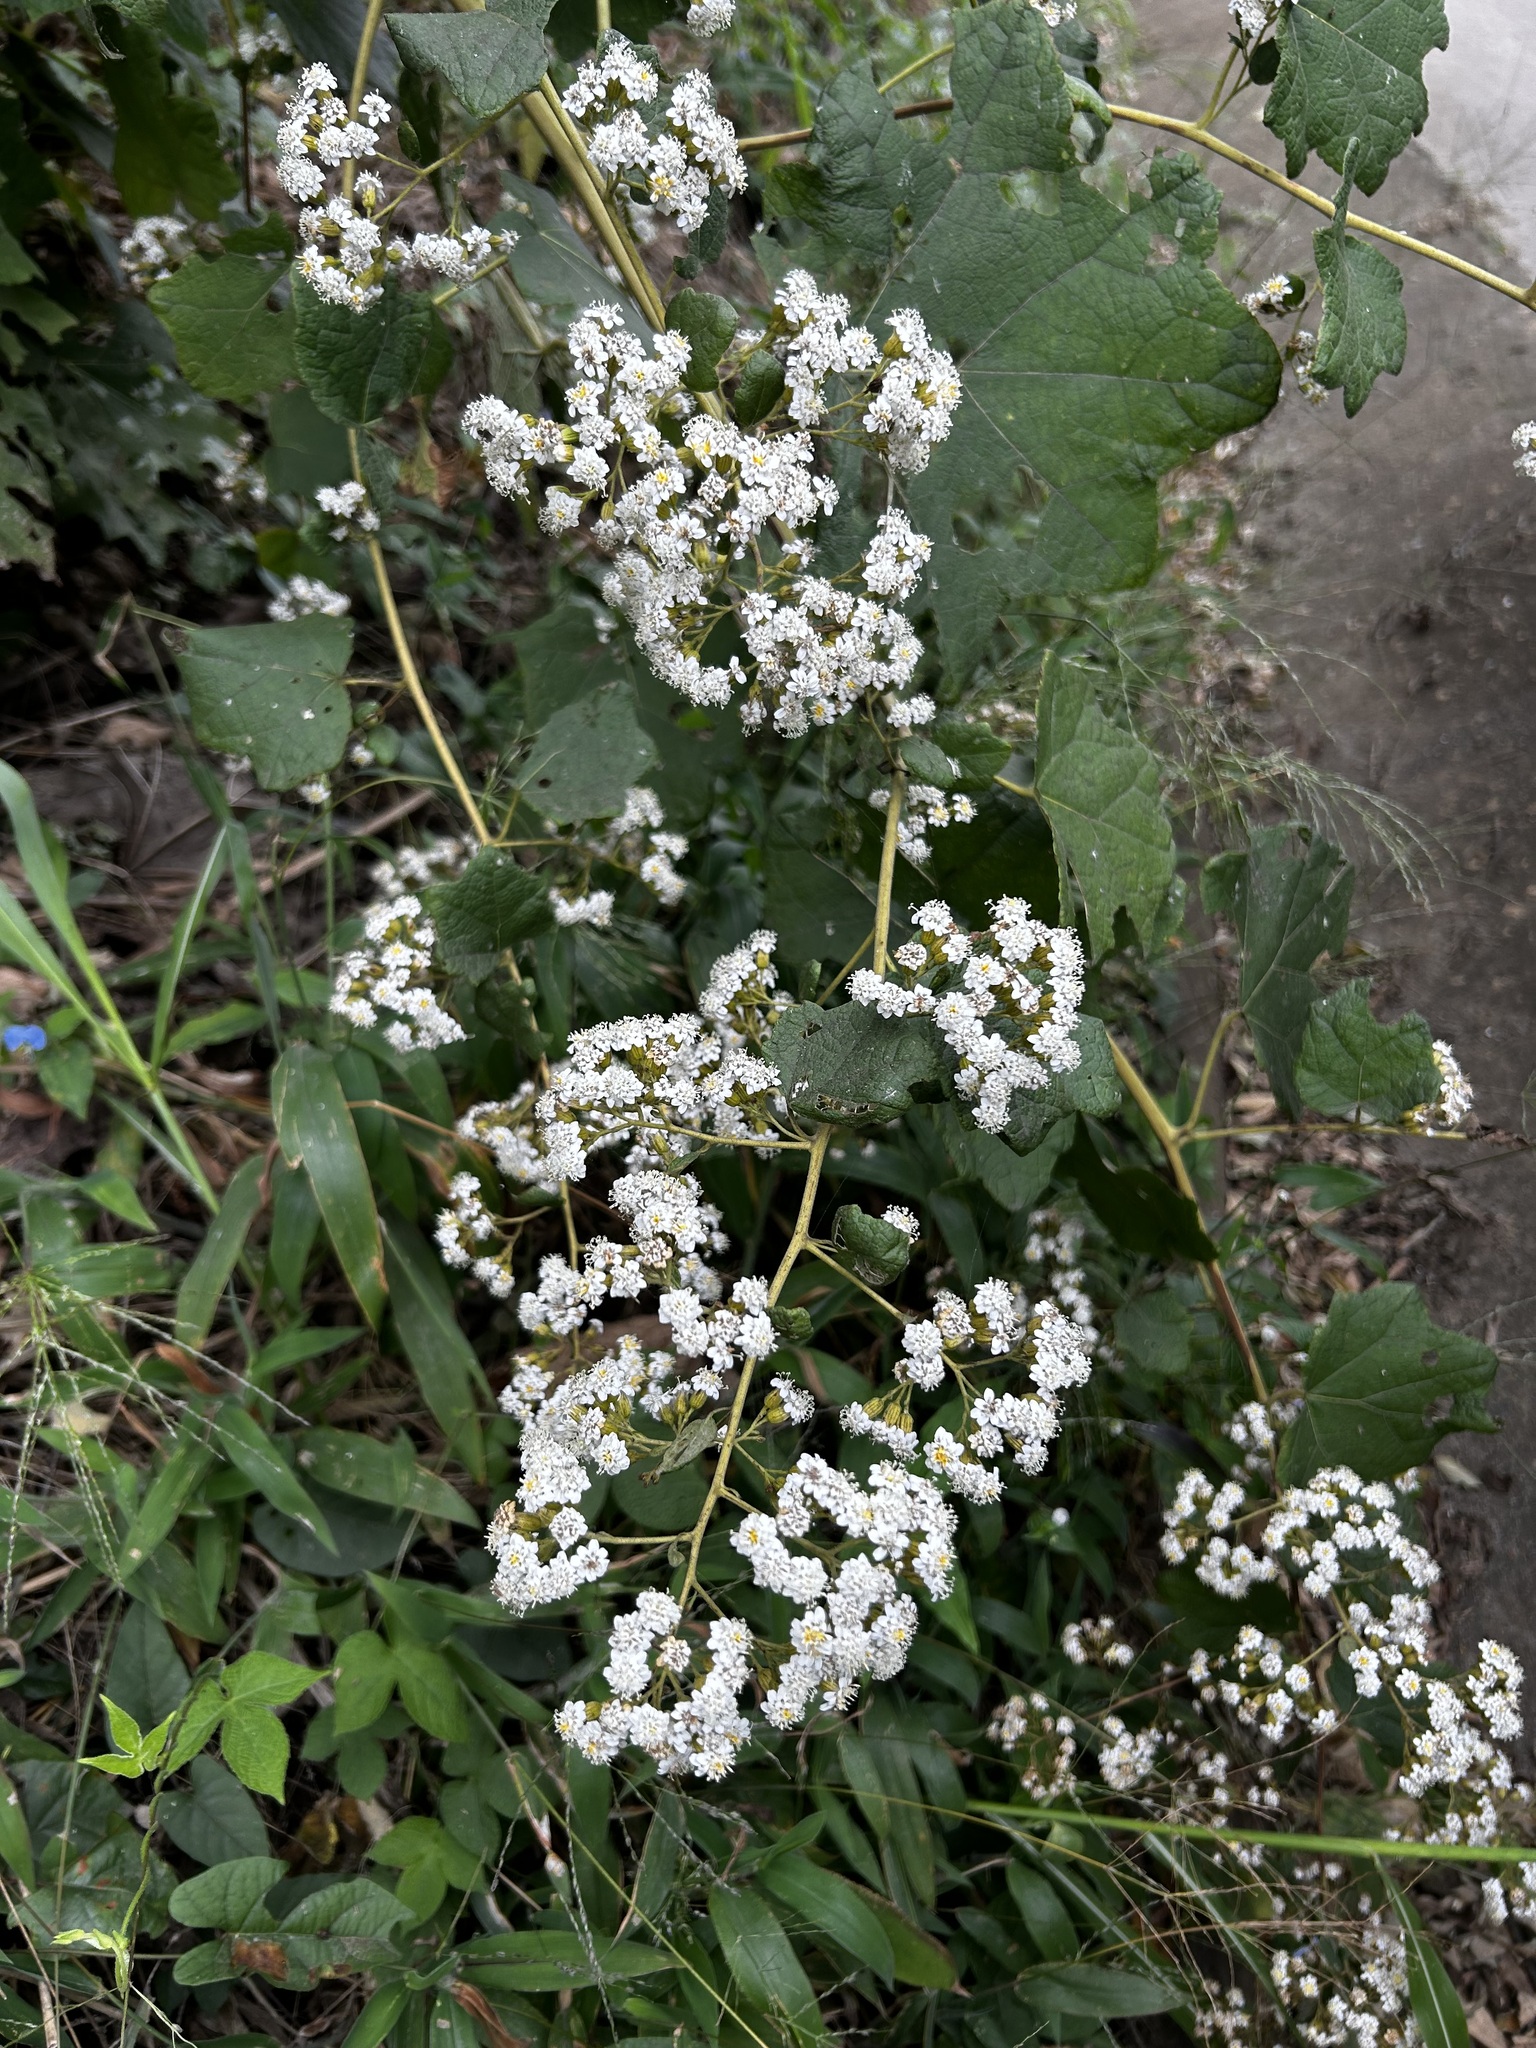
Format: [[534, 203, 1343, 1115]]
[[674, 1124, 833, 1614], [872, 770, 904, 976], [1109, 1037, 1268, 1403], [735, 97, 1536, 310]]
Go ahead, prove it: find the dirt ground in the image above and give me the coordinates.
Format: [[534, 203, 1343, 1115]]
[[1130, 2, 1536, 1681]]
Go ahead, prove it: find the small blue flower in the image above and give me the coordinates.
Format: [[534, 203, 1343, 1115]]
[[3, 1023, 47, 1057]]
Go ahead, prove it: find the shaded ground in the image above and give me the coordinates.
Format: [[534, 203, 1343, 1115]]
[[1131, 2, 1536, 1677]]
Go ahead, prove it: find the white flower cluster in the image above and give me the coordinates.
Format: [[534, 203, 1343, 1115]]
[[1099, 1713, 1164, 1791], [329, 894, 466, 1052], [1270, 1919, 1414, 2048], [451, 932, 787, 1194], [1023, 1209, 1103, 1346], [555, 1604, 754, 1781], [202, 434, 268, 510], [872, 779, 975, 866], [275, 64, 514, 311], [1397, 1638, 1528, 1845], [463, 288, 957, 737], [1162, 1463, 1438, 1601], [562, 41, 745, 236], [374, 834, 477, 900], [1062, 1616, 1134, 1668], [314, 480, 379, 540], [1405, 1039, 1473, 1132], [851, 896, 1085, 1132], [1289, 330, 1330, 406], [596, 785, 688, 907], [1243, 273, 1295, 317], [120, 216, 194, 288], [685, 0, 735, 31], [1028, 0, 1077, 21], [988, 1691, 1079, 1799], [1186, 1622, 1334, 1745], [1513, 421, 1536, 480], [1228, 0, 1272, 33], [268, 575, 350, 622]]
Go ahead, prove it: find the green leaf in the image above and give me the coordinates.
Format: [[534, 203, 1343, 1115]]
[[1113, 1288, 1194, 1382], [1311, 153, 1406, 415], [761, 843, 878, 978], [767, 1002, 943, 1128], [760, 1852, 894, 1987], [161, 1756, 270, 1867], [74, 1167, 154, 1232], [168, 1855, 286, 1931], [1002, 1014, 1124, 1152], [930, 712, 1010, 791], [388, 1636, 468, 1743], [1065, 1122, 1217, 1263], [1005, 1865, 1079, 1961], [770, 63, 950, 272], [855, 1889, 956, 1987], [296, 1427, 478, 1526], [293, 274, 438, 425], [1201, 826, 1354, 1116], [665, 288, 738, 393], [708, 1884, 827, 2044], [333, 1631, 397, 1736], [1017, 1962, 1181, 2017], [1035, 657, 1176, 957], [942, 1103, 1075, 1213], [36, 1036, 93, 1118], [1389, 1879, 1469, 2048], [380, 1213, 487, 1478], [272, 1044, 387, 1328], [386, 0, 552, 120], [1264, 0, 1449, 197], [174, 1152, 264, 1350], [105, 22, 240, 220], [214, 1402, 337, 1551], [832, 1204, 912, 1285], [1295, 979, 1439, 1122], [149, 256, 296, 403], [459, 1930, 677, 1992], [223, 1652, 315, 1708], [520, 686, 658, 825], [875, 5, 1278, 622], [1276, 1282, 1499, 1484], [734, 348, 786, 427], [105, 1600, 192, 1728], [0, 438, 54, 575], [179, 616, 353, 793], [0, 1761, 35, 1890], [423, 846, 554, 977], [220, 1703, 290, 1801]]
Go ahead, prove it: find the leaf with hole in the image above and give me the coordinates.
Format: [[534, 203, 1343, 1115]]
[[178, 616, 352, 794]]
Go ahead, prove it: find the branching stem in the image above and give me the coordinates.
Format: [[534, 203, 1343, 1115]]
[[674, 1125, 833, 1614], [1109, 1037, 1267, 1402]]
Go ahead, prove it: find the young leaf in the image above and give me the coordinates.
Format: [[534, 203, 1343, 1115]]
[[1276, 1282, 1498, 1484], [386, 1, 553, 121], [149, 256, 297, 403], [178, 616, 353, 794], [223, 1652, 316, 1708], [1311, 152, 1407, 416], [423, 846, 555, 977], [1295, 980, 1439, 1122], [388, 1637, 469, 1744], [1035, 656, 1176, 958], [734, 348, 786, 427], [106, 1599, 194, 1725], [271, 1044, 387, 1328], [1263, 0, 1449, 197], [1201, 826, 1354, 1115]]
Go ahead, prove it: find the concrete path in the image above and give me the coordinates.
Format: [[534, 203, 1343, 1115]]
[[1128, 1, 1536, 1699]]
